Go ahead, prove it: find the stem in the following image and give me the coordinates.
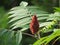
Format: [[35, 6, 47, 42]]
[[22, 32, 37, 39], [37, 31, 41, 39], [52, 37, 60, 45], [35, 31, 41, 40]]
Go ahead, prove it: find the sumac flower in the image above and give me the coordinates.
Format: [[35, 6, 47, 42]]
[[30, 15, 39, 34]]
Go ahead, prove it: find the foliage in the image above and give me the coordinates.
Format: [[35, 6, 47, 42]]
[[33, 12, 60, 45], [54, 7, 60, 12], [8, 1, 60, 45], [8, 1, 49, 31], [0, 29, 22, 45], [33, 29, 60, 45], [0, 1, 60, 45]]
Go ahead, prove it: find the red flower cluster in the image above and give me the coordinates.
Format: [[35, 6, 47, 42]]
[[30, 15, 39, 34]]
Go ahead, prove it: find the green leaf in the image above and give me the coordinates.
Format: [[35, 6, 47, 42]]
[[47, 12, 60, 21], [33, 29, 60, 45], [20, 1, 28, 7], [0, 29, 7, 36], [0, 30, 15, 45], [40, 22, 51, 27], [16, 31, 22, 45], [33, 36, 48, 45]]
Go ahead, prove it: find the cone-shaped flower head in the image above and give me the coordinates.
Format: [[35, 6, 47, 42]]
[[30, 15, 39, 34]]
